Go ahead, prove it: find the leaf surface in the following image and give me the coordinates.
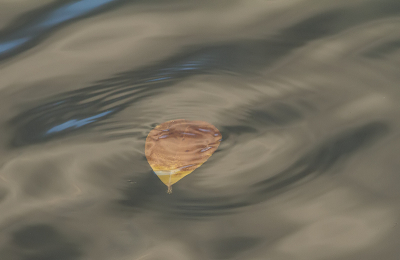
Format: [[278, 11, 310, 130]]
[[145, 119, 221, 193]]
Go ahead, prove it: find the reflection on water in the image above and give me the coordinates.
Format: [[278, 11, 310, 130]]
[[0, 0, 399, 259], [0, 0, 124, 59]]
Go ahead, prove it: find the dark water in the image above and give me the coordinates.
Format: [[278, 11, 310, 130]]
[[0, 1, 399, 259]]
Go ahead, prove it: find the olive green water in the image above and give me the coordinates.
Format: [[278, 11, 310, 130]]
[[0, 1, 399, 259]]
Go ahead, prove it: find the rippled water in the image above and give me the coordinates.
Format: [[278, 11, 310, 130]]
[[0, 1, 399, 259]]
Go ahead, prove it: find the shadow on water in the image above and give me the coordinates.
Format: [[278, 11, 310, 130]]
[[9, 10, 345, 147], [363, 40, 400, 58], [6, 224, 81, 260], [209, 237, 262, 259]]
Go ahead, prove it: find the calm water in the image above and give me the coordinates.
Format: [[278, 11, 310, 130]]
[[0, 1, 399, 259]]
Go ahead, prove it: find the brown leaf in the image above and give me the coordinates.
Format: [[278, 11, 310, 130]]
[[145, 119, 221, 193]]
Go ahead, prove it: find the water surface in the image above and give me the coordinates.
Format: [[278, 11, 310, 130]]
[[0, 0, 399, 259]]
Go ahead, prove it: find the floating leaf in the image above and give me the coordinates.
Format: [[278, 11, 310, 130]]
[[145, 119, 221, 193]]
